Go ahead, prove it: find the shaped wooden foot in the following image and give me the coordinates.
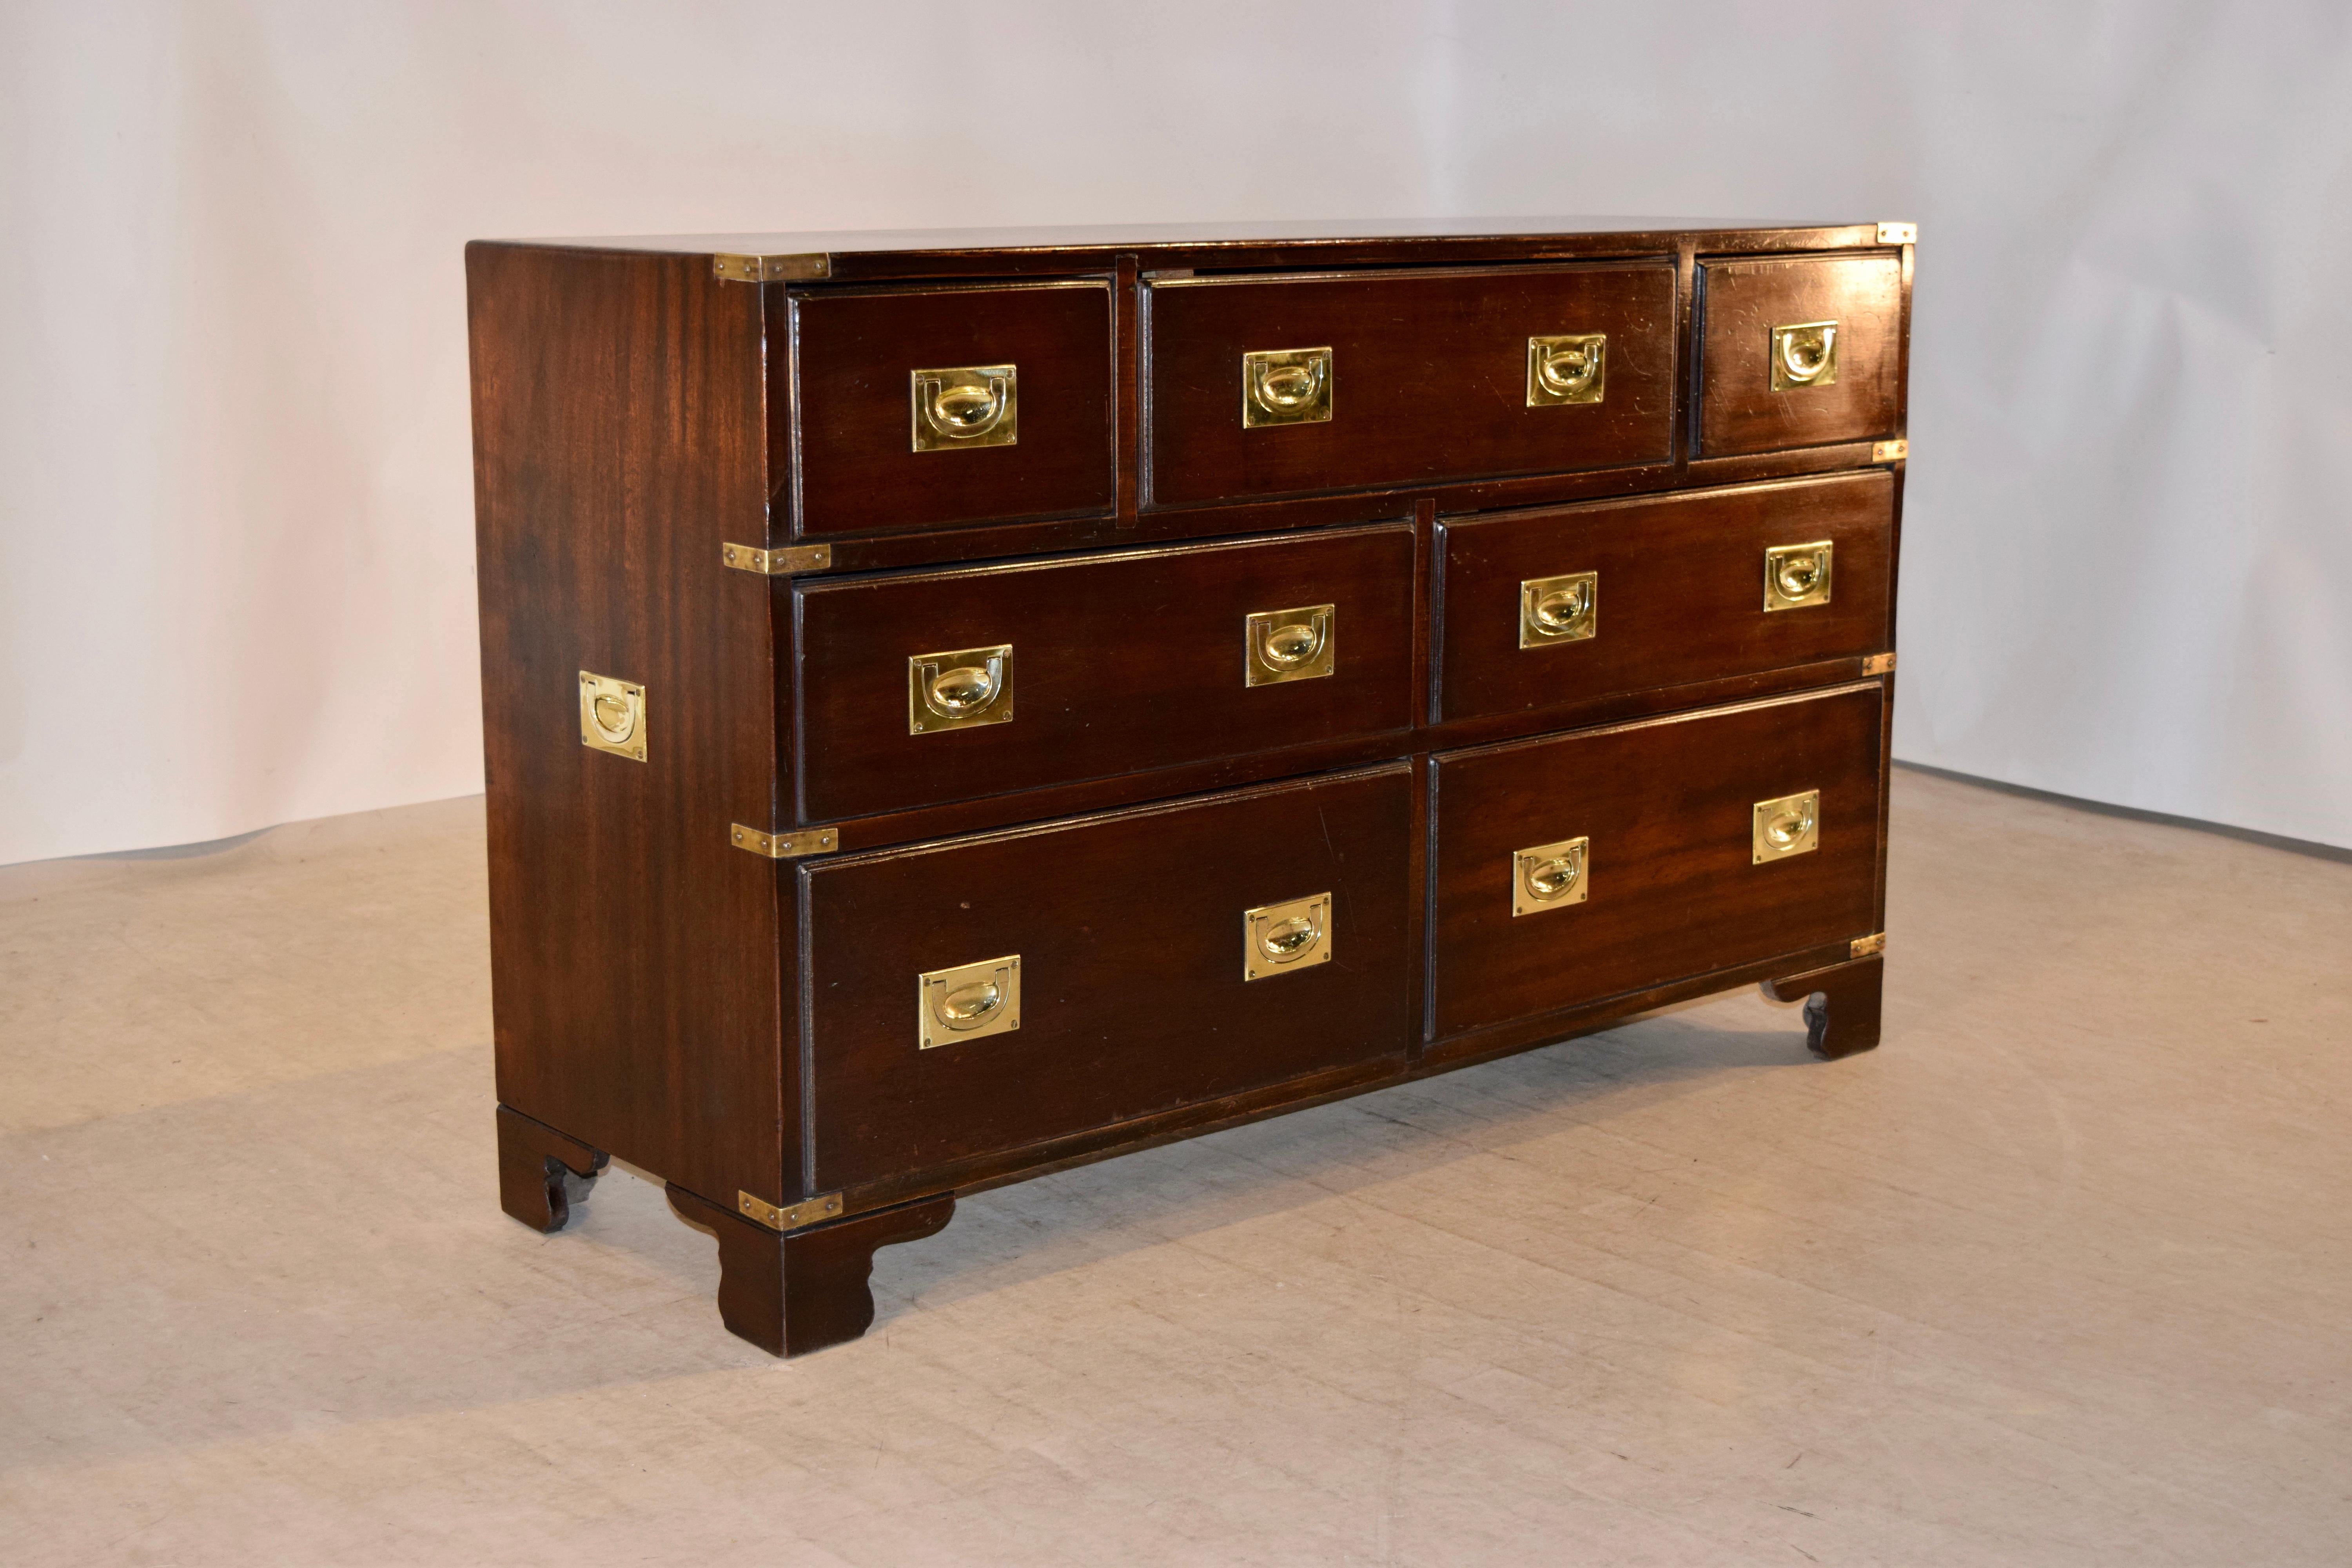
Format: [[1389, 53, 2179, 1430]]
[[1761, 953, 1884, 1060], [496, 1105, 609, 1232], [666, 1185, 956, 1357]]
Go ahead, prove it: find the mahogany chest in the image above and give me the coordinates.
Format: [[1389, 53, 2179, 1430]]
[[467, 219, 1913, 1355]]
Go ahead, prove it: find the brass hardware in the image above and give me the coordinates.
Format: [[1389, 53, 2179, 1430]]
[[1872, 438, 1909, 463], [731, 824, 837, 859], [1243, 604, 1336, 686], [1243, 893, 1332, 981], [1769, 321, 1839, 391], [1753, 790, 1822, 863], [1851, 932, 1887, 959], [918, 954, 1021, 1049], [577, 671, 647, 761], [722, 542, 831, 575], [1512, 835, 1590, 917], [1764, 541, 1834, 612], [911, 365, 1018, 451], [712, 252, 831, 283], [738, 1190, 844, 1231], [1876, 221, 1917, 245], [1241, 347, 1333, 428], [1526, 334, 1607, 406], [1862, 652, 1896, 676], [909, 645, 1014, 734], [1519, 571, 1597, 648]]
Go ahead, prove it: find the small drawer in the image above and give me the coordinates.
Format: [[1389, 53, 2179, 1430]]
[[800, 766, 1413, 1191], [793, 524, 1415, 821], [789, 281, 1114, 534], [1145, 263, 1676, 508], [1436, 471, 1894, 722], [1695, 253, 1902, 457], [1429, 684, 1883, 1038]]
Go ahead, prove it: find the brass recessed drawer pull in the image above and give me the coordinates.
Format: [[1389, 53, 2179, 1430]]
[[1512, 835, 1590, 916], [1769, 321, 1839, 391], [917, 954, 1021, 1049], [1243, 892, 1332, 980], [1753, 790, 1820, 862], [1526, 334, 1606, 405], [908, 644, 1014, 734], [911, 364, 1018, 450], [1241, 347, 1333, 427], [1519, 571, 1597, 646], [1763, 541, 1833, 612], [1244, 603, 1336, 685]]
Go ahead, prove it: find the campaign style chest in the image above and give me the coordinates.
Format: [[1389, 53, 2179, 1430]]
[[468, 220, 1913, 1356]]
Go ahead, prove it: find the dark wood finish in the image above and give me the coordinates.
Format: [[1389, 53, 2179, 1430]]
[[667, 1183, 955, 1357], [1762, 954, 1886, 1060], [800, 765, 1414, 1191], [794, 524, 1415, 822], [1146, 263, 1676, 508], [470, 220, 1912, 1356], [467, 244, 791, 1214], [789, 281, 1114, 535], [1428, 683, 1885, 1037], [1436, 471, 1894, 722], [496, 1105, 608, 1232], [1696, 253, 1902, 457]]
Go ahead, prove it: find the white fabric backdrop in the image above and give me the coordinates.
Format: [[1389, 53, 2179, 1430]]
[[4, 1, 2347, 864]]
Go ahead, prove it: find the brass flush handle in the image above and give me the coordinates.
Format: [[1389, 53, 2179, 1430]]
[[1526, 334, 1607, 405], [1753, 791, 1822, 863], [908, 644, 1014, 734], [1519, 571, 1597, 647], [1769, 321, 1840, 391], [1244, 604, 1336, 685], [577, 671, 647, 761], [1512, 835, 1590, 916], [1241, 347, 1334, 427], [911, 365, 1018, 451], [1763, 541, 1834, 612], [917, 954, 1022, 1049], [1243, 893, 1332, 980]]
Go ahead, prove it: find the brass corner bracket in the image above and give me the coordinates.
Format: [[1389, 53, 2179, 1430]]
[[1872, 438, 1909, 464], [1877, 221, 1917, 245], [712, 253, 831, 283], [722, 541, 831, 575], [1851, 932, 1888, 959], [738, 1190, 844, 1232], [731, 824, 838, 860]]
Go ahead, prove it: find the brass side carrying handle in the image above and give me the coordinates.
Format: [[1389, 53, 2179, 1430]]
[[1769, 321, 1839, 391], [907, 644, 1015, 734], [910, 364, 1018, 450], [1526, 334, 1607, 405], [1240, 347, 1334, 427]]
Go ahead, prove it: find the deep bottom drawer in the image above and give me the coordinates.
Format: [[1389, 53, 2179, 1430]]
[[1430, 684, 1884, 1037], [801, 764, 1413, 1191]]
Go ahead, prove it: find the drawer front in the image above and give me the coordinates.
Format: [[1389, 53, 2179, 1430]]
[[1696, 254, 1901, 457], [791, 281, 1114, 534], [802, 766, 1414, 1191], [1437, 471, 1894, 722], [1430, 685, 1883, 1038], [795, 524, 1415, 821], [1146, 263, 1676, 508]]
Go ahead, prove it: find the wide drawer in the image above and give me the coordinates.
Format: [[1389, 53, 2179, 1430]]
[[789, 281, 1114, 534], [1429, 684, 1884, 1037], [794, 524, 1415, 821], [1696, 253, 1902, 457], [801, 765, 1414, 1191], [1145, 263, 1676, 508], [1437, 471, 1894, 722]]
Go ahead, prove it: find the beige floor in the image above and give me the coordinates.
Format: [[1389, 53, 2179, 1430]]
[[2, 769, 2347, 1566]]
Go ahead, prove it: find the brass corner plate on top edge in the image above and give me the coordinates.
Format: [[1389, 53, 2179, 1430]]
[[578, 671, 646, 761], [738, 1190, 844, 1231], [1876, 221, 1917, 245], [1526, 334, 1606, 406], [1753, 790, 1821, 863], [918, 954, 1021, 1050], [1243, 893, 1331, 980], [1512, 836, 1590, 917]]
